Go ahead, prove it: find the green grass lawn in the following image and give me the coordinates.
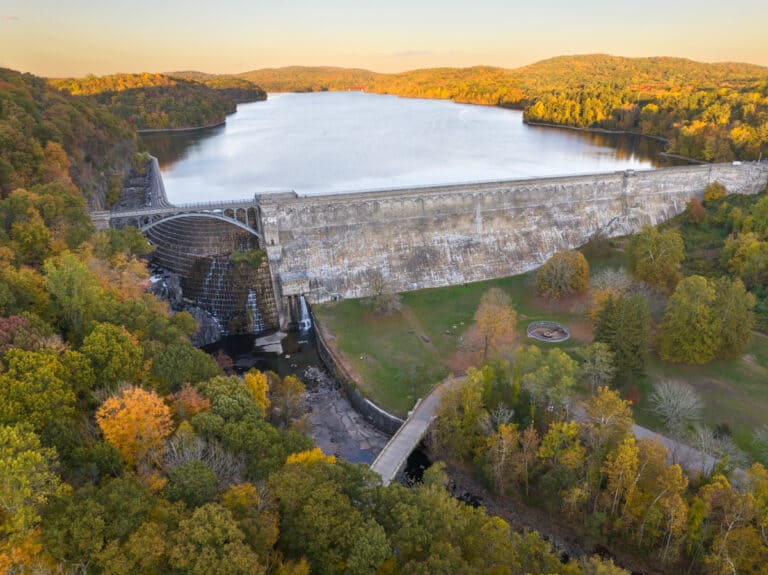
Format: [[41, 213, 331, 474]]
[[633, 332, 768, 461]]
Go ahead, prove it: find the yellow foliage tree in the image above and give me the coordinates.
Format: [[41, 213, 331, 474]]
[[473, 287, 517, 361], [286, 447, 336, 466], [244, 370, 270, 412], [96, 386, 173, 468]]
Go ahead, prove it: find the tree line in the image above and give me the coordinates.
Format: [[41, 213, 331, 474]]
[[51, 73, 266, 131]]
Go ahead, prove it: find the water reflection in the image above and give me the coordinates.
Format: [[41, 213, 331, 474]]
[[142, 92, 681, 203]]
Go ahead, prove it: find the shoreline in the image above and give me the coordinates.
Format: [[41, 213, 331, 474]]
[[524, 120, 670, 144], [137, 120, 226, 134]]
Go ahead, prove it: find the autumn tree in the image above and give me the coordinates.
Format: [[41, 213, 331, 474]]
[[594, 294, 650, 383], [687, 197, 706, 224], [471, 287, 517, 361], [96, 386, 173, 468], [485, 423, 539, 496], [722, 232, 768, 289], [535, 250, 590, 300], [703, 180, 727, 204], [626, 226, 685, 292], [268, 373, 307, 430], [620, 440, 688, 557], [245, 369, 270, 413], [430, 375, 487, 461]]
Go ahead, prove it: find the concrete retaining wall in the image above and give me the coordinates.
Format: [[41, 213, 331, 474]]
[[312, 311, 404, 435], [259, 163, 768, 304]]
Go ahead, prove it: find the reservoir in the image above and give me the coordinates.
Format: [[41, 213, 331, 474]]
[[142, 91, 669, 204]]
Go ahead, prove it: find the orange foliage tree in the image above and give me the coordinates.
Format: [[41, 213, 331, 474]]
[[96, 386, 173, 468]]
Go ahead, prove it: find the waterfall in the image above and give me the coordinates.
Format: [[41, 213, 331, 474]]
[[298, 295, 312, 331], [247, 289, 267, 334], [196, 256, 229, 335]]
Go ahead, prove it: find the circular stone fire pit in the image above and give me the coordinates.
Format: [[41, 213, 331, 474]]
[[526, 321, 570, 343]]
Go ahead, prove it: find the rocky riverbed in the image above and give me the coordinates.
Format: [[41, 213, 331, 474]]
[[303, 366, 389, 463]]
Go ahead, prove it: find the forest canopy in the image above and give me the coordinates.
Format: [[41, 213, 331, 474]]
[[50, 73, 266, 131]]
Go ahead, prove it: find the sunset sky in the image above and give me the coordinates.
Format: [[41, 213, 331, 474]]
[[1, 0, 766, 77]]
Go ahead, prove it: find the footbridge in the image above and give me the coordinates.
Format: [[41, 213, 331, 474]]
[[370, 377, 459, 485]]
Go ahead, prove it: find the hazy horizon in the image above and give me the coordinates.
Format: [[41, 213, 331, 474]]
[[1, 0, 766, 78]]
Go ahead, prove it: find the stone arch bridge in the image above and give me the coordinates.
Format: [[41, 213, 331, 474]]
[[92, 160, 768, 332]]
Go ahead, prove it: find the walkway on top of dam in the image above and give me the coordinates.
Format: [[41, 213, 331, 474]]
[[370, 376, 459, 485]]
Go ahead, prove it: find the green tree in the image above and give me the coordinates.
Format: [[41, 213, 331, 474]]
[[43, 251, 107, 343], [81, 322, 144, 391], [659, 275, 754, 364], [626, 226, 685, 292], [151, 342, 220, 392], [576, 342, 616, 393], [165, 460, 218, 508], [168, 503, 265, 574], [659, 276, 719, 364], [0, 424, 65, 537], [517, 346, 578, 418], [594, 294, 650, 383], [0, 349, 75, 432], [712, 277, 755, 358], [429, 374, 487, 461]]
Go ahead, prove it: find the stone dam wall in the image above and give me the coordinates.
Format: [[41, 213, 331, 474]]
[[259, 163, 768, 306]]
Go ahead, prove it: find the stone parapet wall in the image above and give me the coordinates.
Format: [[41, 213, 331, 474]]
[[258, 163, 768, 303]]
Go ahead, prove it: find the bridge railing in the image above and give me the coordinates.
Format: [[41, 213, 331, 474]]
[[109, 197, 255, 216]]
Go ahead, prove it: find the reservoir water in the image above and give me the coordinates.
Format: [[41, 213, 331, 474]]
[[142, 91, 669, 204]]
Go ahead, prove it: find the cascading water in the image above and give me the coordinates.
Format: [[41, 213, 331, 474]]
[[196, 256, 229, 335], [298, 295, 312, 331], [247, 289, 267, 334]]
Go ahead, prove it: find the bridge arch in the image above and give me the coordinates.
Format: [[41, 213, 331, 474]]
[[139, 212, 262, 241]]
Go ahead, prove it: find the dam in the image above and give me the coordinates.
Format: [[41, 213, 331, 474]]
[[95, 161, 768, 331]]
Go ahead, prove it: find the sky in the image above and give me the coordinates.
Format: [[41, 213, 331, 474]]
[[1, 0, 766, 77]]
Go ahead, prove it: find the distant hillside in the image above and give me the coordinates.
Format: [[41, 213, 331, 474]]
[[51, 73, 265, 131], [168, 72, 266, 104], [240, 66, 378, 92], [236, 55, 768, 161], [0, 67, 136, 209]]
